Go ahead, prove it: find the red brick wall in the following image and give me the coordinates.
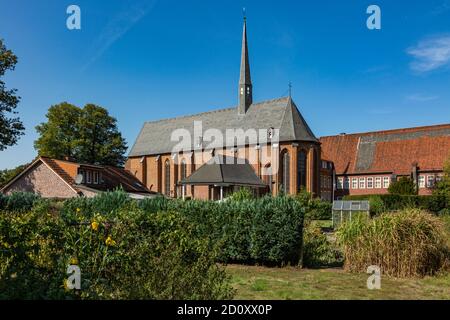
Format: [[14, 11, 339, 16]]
[[125, 141, 322, 199]]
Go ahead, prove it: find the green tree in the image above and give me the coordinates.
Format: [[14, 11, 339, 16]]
[[0, 39, 24, 150], [34, 102, 81, 159], [34, 103, 127, 166], [75, 104, 127, 166], [433, 156, 450, 198], [388, 176, 417, 195]]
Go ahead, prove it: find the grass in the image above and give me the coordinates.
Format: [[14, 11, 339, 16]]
[[227, 264, 450, 300]]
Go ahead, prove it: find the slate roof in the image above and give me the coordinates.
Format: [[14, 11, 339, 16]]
[[320, 124, 450, 175], [129, 97, 318, 157], [180, 155, 266, 187]]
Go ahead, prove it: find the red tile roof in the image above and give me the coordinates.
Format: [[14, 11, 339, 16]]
[[40, 157, 154, 194], [320, 124, 450, 175]]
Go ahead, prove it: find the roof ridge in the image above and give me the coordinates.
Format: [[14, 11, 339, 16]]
[[320, 123, 450, 139], [143, 96, 290, 125]]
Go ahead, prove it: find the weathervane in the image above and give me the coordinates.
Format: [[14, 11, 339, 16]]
[[288, 81, 292, 97], [243, 7, 246, 21]]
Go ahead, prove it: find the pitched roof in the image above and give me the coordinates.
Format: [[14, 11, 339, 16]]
[[180, 155, 266, 187], [129, 97, 318, 157], [320, 124, 450, 175], [2, 157, 155, 195]]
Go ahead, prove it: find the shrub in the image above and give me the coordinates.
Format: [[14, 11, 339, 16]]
[[302, 222, 343, 268], [295, 189, 332, 220], [0, 205, 234, 299], [1, 192, 40, 212], [140, 195, 306, 265], [228, 187, 253, 201], [343, 194, 448, 214], [388, 177, 417, 195], [337, 209, 449, 278]]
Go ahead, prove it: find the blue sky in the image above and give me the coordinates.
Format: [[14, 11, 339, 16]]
[[1, 0, 450, 169]]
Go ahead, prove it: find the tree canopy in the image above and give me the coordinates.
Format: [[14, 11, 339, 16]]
[[0, 39, 24, 151], [35, 103, 127, 166]]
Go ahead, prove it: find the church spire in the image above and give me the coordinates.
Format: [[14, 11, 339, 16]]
[[238, 14, 252, 114]]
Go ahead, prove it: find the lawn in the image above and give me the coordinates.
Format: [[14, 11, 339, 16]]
[[227, 264, 450, 300]]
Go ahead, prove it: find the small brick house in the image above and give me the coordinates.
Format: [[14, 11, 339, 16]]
[[1, 156, 157, 199], [320, 124, 450, 199]]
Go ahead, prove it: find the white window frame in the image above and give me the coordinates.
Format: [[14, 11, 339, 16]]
[[359, 177, 366, 189], [337, 177, 344, 190], [375, 177, 382, 189], [93, 171, 99, 184], [418, 175, 425, 188], [367, 177, 373, 189], [383, 177, 390, 189], [352, 178, 358, 189], [427, 175, 435, 188], [343, 177, 350, 190], [86, 171, 92, 184]]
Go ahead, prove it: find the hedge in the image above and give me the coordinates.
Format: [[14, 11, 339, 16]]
[[343, 194, 448, 215], [139, 195, 305, 265]]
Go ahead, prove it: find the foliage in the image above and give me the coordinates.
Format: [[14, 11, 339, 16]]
[[34, 103, 127, 166], [0, 200, 234, 299], [139, 195, 305, 265], [295, 189, 332, 220], [0, 39, 24, 151], [337, 209, 449, 278], [388, 176, 417, 195], [433, 156, 450, 203], [302, 222, 343, 268], [228, 187, 253, 201], [343, 194, 448, 215], [0, 162, 30, 188], [0, 192, 40, 212]]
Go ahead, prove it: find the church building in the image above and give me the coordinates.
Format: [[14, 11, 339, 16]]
[[126, 18, 321, 200]]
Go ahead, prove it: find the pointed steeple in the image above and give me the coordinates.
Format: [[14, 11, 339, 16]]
[[238, 15, 252, 114]]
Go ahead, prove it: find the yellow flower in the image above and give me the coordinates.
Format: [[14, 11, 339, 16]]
[[76, 208, 81, 213], [105, 236, 116, 247], [91, 221, 99, 231], [70, 257, 78, 265]]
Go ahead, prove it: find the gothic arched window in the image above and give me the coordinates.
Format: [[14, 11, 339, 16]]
[[180, 159, 187, 181], [263, 163, 273, 192], [280, 150, 290, 194], [164, 160, 171, 196], [298, 150, 307, 190]]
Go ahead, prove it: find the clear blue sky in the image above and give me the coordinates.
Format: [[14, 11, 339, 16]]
[[1, 0, 450, 169]]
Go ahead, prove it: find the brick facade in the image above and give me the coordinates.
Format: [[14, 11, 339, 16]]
[[126, 141, 321, 200], [3, 161, 77, 198]]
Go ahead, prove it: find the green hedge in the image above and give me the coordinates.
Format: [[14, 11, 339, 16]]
[[343, 194, 448, 215], [139, 196, 305, 265]]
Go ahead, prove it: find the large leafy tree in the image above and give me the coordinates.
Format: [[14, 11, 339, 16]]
[[35, 103, 127, 166], [0, 39, 24, 150], [35, 102, 81, 159], [76, 104, 127, 166]]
